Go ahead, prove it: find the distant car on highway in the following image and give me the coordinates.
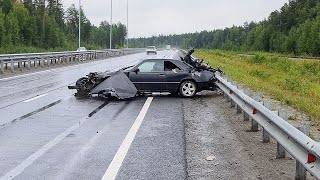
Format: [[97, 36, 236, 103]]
[[146, 46, 157, 55], [76, 47, 87, 52]]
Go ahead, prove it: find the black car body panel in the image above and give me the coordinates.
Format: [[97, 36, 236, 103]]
[[90, 71, 137, 99]]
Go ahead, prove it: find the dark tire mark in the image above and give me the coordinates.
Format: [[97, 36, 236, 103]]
[[88, 101, 110, 118], [0, 99, 62, 129], [111, 100, 131, 120]]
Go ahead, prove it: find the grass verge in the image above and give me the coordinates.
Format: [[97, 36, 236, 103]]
[[194, 49, 320, 126]]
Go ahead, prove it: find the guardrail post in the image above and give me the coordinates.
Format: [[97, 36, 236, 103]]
[[229, 82, 236, 107], [236, 103, 242, 113], [276, 109, 288, 159], [223, 91, 227, 98], [243, 113, 249, 121], [243, 88, 250, 121], [236, 85, 242, 114], [27, 58, 31, 70], [251, 93, 259, 132], [230, 98, 235, 107], [34, 58, 38, 68], [295, 123, 309, 180], [10, 59, 14, 72], [18, 59, 22, 71], [262, 101, 272, 143], [58, 56, 61, 65], [0, 59, 4, 74], [41, 57, 45, 68], [47, 57, 50, 67], [52, 57, 56, 65]]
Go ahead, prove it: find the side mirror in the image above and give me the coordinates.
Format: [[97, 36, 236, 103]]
[[133, 69, 140, 74]]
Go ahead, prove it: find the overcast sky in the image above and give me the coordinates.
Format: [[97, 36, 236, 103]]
[[63, 0, 288, 38]]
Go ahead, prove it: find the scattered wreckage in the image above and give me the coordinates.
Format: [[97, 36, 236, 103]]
[[68, 49, 222, 99]]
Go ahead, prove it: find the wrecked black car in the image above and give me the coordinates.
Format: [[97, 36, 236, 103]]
[[68, 50, 221, 99]]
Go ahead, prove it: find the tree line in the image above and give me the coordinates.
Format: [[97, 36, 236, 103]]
[[0, 0, 127, 53], [129, 0, 320, 56]]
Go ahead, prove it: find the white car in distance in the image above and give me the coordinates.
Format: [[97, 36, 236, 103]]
[[146, 46, 157, 55], [77, 47, 87, 52]]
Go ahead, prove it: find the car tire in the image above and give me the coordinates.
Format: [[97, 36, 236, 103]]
[[179, 80, 197, 97], [76, 77, 89, 88]]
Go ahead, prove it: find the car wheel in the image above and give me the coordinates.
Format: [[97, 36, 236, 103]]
[[76, 77, 89, 88], [179, 80, 197, 97]]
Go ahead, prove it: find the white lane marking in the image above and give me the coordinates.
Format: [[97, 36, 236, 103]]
[[101, 97, 153, 180], [23, 94, 48, 103], [0, 115, 91, 180]]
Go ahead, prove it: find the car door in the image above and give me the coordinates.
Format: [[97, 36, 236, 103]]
[[129, 60, 166, 91], [164, 60, 190, 91]]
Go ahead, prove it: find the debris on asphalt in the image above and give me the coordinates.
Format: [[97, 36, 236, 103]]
[[205, 155, 216, 161]]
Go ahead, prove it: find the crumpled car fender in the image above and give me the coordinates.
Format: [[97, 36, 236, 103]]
[[191, 70, 215, 82]]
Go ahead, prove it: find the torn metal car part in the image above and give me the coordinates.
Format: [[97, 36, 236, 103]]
[[90, 71, 137, 99]]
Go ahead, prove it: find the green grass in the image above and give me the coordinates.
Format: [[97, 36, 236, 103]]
[[194, 49, 320, 125]]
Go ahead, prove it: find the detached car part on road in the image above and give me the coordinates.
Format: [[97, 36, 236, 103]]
[[68, 50, 221, 99]]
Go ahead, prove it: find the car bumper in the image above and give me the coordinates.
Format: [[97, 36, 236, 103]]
[[197, 79, 217, 91], [146, 51, 157, 54]]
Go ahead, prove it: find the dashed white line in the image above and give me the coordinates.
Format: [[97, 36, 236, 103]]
[[101, 97, 153, 180], [23, 94, 48, 103]]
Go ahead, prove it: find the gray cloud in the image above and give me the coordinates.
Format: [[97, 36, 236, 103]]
[[63, 0, 288, 38]]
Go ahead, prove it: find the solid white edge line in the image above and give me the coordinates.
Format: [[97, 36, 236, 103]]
[[23, 93, 48, 103], [101, 97, 153, 180]]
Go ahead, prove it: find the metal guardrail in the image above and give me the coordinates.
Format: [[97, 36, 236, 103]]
[[0, 48, 145, 74], [215, 73, 320, 179]]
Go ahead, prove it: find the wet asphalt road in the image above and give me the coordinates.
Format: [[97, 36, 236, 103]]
[[0, 50, 185, 180], [0, 50, 301, 180]]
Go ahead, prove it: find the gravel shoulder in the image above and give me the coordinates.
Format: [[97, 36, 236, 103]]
[[183, 91, 316, 180]]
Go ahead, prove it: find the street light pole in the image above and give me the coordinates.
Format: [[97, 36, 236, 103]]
[[126, 0, 129, 48], [78, 0, 81, 49], [110, 0, 112, 49]]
